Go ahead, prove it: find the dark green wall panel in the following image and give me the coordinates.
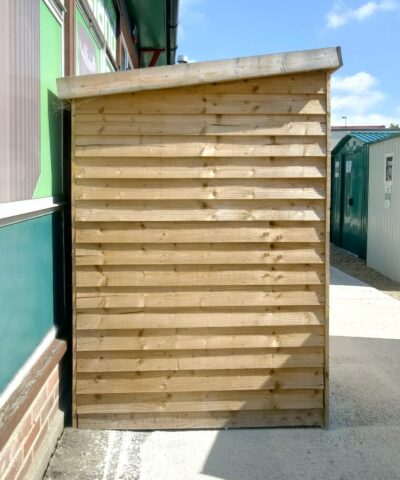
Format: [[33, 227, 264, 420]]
[[0, 213, 65, 391], [331, 144, 369, 259]]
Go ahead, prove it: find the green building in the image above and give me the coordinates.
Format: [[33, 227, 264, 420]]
[[0, 1, 179, 478], [330, 131, 397, 259]]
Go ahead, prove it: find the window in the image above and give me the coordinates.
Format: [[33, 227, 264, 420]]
[[385, 155, 393, 184]]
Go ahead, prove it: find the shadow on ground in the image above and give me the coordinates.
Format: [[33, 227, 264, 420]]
[[200, 336, 400, 480]]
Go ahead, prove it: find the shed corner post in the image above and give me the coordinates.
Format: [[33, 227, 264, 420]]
[[70, 98, 78, 428], [324, 71, 332, 429]]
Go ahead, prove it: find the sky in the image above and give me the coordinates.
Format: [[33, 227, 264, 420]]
[[177, 0, 400, 127]]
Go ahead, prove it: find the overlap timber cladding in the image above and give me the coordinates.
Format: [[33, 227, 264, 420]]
[[72, 71, 329, 429]]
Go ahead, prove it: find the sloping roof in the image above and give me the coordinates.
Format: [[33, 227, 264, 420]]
[[57, 46, 342, 100], [332, 131, 400, 154], [351, 131, 397, 143]]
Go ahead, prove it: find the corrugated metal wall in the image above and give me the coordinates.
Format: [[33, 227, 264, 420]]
[[367, 137, 400, 281], [0, 0, 40, 203]]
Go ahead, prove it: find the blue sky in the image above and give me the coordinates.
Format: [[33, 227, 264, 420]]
[[177, 0, 400, 126]]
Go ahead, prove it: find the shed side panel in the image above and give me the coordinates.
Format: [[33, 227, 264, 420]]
[[367, 138, 400, 281], [72, 72, 328, 429]]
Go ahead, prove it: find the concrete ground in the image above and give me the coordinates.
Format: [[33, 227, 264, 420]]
[[43, 267, 400, 480]]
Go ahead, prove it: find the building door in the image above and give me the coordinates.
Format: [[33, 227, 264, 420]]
[[341, 149, 368, 258], [330, 154, 345, 245]]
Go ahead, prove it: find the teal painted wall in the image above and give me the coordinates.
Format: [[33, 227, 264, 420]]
[[331, 142, 369, 259], [0, 213, 66, 391]]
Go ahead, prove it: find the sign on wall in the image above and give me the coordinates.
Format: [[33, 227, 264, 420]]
[[77, 20, 98, 74], [86, 0, 117, 60], [75, 8, 101, 75]]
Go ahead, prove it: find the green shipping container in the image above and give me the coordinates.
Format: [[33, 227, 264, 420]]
[[330, 132, 395, 259]]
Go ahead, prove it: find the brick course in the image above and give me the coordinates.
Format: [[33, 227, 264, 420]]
[[0, 364, 62, 480]]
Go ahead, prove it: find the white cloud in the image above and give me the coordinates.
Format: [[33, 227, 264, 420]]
[[326, 0, 398, 29], [332, 71, 377, 93], [178, 0, 206, 41], [331, 71, 400, 126]]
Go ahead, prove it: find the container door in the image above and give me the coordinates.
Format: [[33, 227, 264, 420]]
[[330, 154, 344, 245], [341, 149, 368, 258]]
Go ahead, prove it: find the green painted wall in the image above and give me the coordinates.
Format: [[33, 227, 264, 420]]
[[0, 213, 65, 391], [34, 1, 63, 198]]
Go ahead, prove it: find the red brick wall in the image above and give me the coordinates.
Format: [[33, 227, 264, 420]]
[[0, 365, 63, 480]]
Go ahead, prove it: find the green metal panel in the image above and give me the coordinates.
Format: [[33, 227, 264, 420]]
[[126, 0, 179, 66], [128, 0, 167, 66], [33, 1, 63, 198], [0, 213, 66, 392], [341, 147, 369, 259]]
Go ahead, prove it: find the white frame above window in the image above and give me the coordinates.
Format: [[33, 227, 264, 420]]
[[0, 197, 64, 227]]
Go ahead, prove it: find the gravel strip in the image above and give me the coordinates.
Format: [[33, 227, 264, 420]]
[[330, 244, 400, 301]]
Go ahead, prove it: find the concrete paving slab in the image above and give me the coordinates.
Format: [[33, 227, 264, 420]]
[[43, 267, 400, 480], [330, 267, 400, 339]]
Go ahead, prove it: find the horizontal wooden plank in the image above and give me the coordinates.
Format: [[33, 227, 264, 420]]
[[76, 367, 324, 391], [59, 46, 340, 99], [74, 199, 325, 222], [156, 73, 327, 95], [68, 73, 327, 103], [77, 326, 324, 352], [75, 114, 326, 136], [75, 243, 325, 266], [77, 351, 323, 373], [76, 308, 325, 330], [75, 93, 327, 115], [75, 265, 325, 287], [76, 287, 324, 309], [75, 139, 326, 158], [76, 389, 323, 414], [74, 178, 325, 201], [75, 221, 325, 244], [77, 408, 324, 429], [74, 157, 326, 179]]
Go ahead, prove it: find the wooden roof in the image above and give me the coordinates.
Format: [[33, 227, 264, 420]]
[[57, 47, 342, 100]]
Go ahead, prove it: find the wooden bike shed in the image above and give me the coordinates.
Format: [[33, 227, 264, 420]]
[[58, 47, 342, 430]]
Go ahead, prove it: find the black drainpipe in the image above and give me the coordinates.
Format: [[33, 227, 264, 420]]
[[166, 0, 179, 64]]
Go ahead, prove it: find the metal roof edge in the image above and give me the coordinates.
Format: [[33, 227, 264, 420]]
[[332, 134, 353, 155], [332, 131, 400, 155], [366, 131, 400, 146], [57, 46, 342, 100]]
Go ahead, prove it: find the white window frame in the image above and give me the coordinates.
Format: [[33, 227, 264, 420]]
[[0, 0, 66, 223], [121, 35, 133, 71], [0, 198, 65, 227]]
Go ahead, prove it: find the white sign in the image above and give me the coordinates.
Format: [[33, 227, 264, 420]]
[[384, 185, 392, 209], [346, 160, 352, 174], [335, 161, 340, 178]]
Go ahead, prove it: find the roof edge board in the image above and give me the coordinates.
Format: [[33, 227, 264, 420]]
[[57, 46, 342, 100], [332, 131, 400, 155]]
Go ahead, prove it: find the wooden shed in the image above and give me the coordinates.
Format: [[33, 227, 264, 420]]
[[58, 47, 342, 430]]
